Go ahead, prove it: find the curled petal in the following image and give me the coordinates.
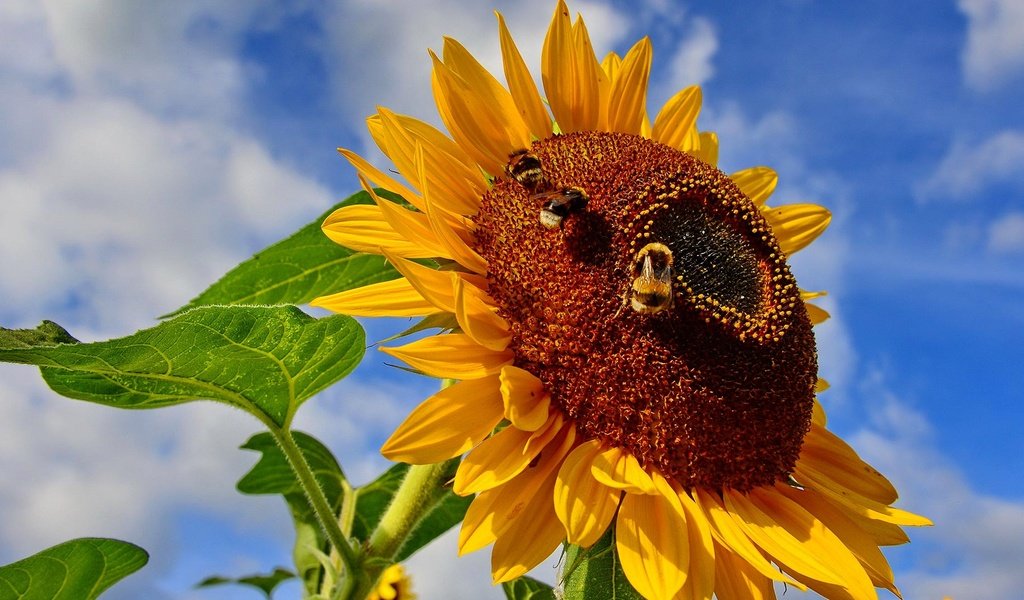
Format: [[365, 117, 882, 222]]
[[590, 446, 658, 494], [499, 365, 551, 431]]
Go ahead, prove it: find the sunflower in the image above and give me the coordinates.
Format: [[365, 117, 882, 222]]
[[312, 2, 930, 598], [367, 564, 416, 600]]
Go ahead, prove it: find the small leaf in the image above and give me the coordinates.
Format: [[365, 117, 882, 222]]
[[353, 461, 471, 562], [502, 576, 557, 600], [196, 567, 295, 598], [168, 189, 403, 315], [237, 431, 346, 597], [0, 537, 147, 600], [0, 320, 78, 347], [0, 306, 364, 427], [561, 528, 643, 600]]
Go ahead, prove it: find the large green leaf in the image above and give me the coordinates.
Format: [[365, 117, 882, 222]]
[[502, 576, 557, 600], [561, 529, 643, 600], [353, 461, 471, 562], [196, 567, 295, 598], [0, 306, 364, 427], [0, 538, 147, 600], [169, 189, 401, 315], [237, 431, 346, 596]]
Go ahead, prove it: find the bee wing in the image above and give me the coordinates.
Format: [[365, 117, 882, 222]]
[[640, 254, 673, 284]]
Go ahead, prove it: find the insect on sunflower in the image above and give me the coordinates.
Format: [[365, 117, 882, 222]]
[[312, 2, 931, 598]]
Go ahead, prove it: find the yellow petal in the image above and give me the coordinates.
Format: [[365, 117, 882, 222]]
[[431, 51, 515, 177], [499, 365, 551, 431], [416, 144, 489, 274], [455, 278, 511, 352], [800, 424, 899, 505], [382, 251, 458, 313], [616, 476, 689, 600], [794, 463, 932, 527], [800, 288, 827, 301], [812, 398, 828, 426], [490, 465, 566, 583], [713, 545, 778, 600], [459, 487, 502, 554], [601, 51, 622, 80], [775, 483, 899, 596], [454, 412, 564, 495], [492, 426, 577, 541], [554, 440, 620, 547], [443, 36, 532, 149], [381, 333, 513, 379], [606, 37, 652, 135], [590, 446, 658, 494], [762, 203, 832, 255], [730, 166, 778, 206], [374, 108, 484, 217], [694, 489, 804, 590], [362, 179, 447, 258], [806, 302, 830, 325], [652, 86, 702, 152], [542, 0, 603, 133], [311, 277, 437, 317], [725, 488, 874, 596], [694, 131, 718, 165], [338, 147, 423, 210], [496, 11, 552, 139], [381, 375, 503, 463], [677, 490, 715, 600], [320, 204, 434, 258]]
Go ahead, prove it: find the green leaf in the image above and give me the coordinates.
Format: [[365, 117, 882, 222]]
[[561, 528, 643, 600], [168, 189, 402, 315], [0, 306, 364, 427], [502, 576, 557, 600], [0, 538, 147, 600], [353, 461, 471, 562], [237, 431, 346, 596], [0, 320, 78, 347], [196, 567, 295, 598]]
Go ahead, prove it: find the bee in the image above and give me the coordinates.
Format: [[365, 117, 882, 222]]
[[506, 149, 547, 192], [535, 187, 589, 229], [629, 242, 674, 314]]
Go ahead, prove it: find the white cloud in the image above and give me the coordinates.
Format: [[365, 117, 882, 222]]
[[987, 212, 1024, 254], [848, 376, 1024, 600], [958, 0, 1024, 90], [915, 130, 1024, 202], [663, 16, 718, 89], [319, 0, 630, 159]]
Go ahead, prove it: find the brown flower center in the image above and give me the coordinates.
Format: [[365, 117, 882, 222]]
[[473, 131, 817, 491]]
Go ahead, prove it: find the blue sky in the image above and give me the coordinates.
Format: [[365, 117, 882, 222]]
[[1, 0, 1022, 598]]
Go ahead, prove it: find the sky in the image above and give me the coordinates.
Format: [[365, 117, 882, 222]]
[[0, 0, 1022, 598]]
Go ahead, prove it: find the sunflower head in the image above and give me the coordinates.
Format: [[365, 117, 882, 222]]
[[313, 1, 930, 599]]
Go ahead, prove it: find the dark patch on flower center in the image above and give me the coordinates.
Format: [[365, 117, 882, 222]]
[[473, 131, 817, 491]]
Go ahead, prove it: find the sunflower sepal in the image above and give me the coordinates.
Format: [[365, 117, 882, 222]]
[[561, 528, 646, 600]]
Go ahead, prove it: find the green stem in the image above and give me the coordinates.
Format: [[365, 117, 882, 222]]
[[344, 460, 455, 600], [269, 426, 359, 582]]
